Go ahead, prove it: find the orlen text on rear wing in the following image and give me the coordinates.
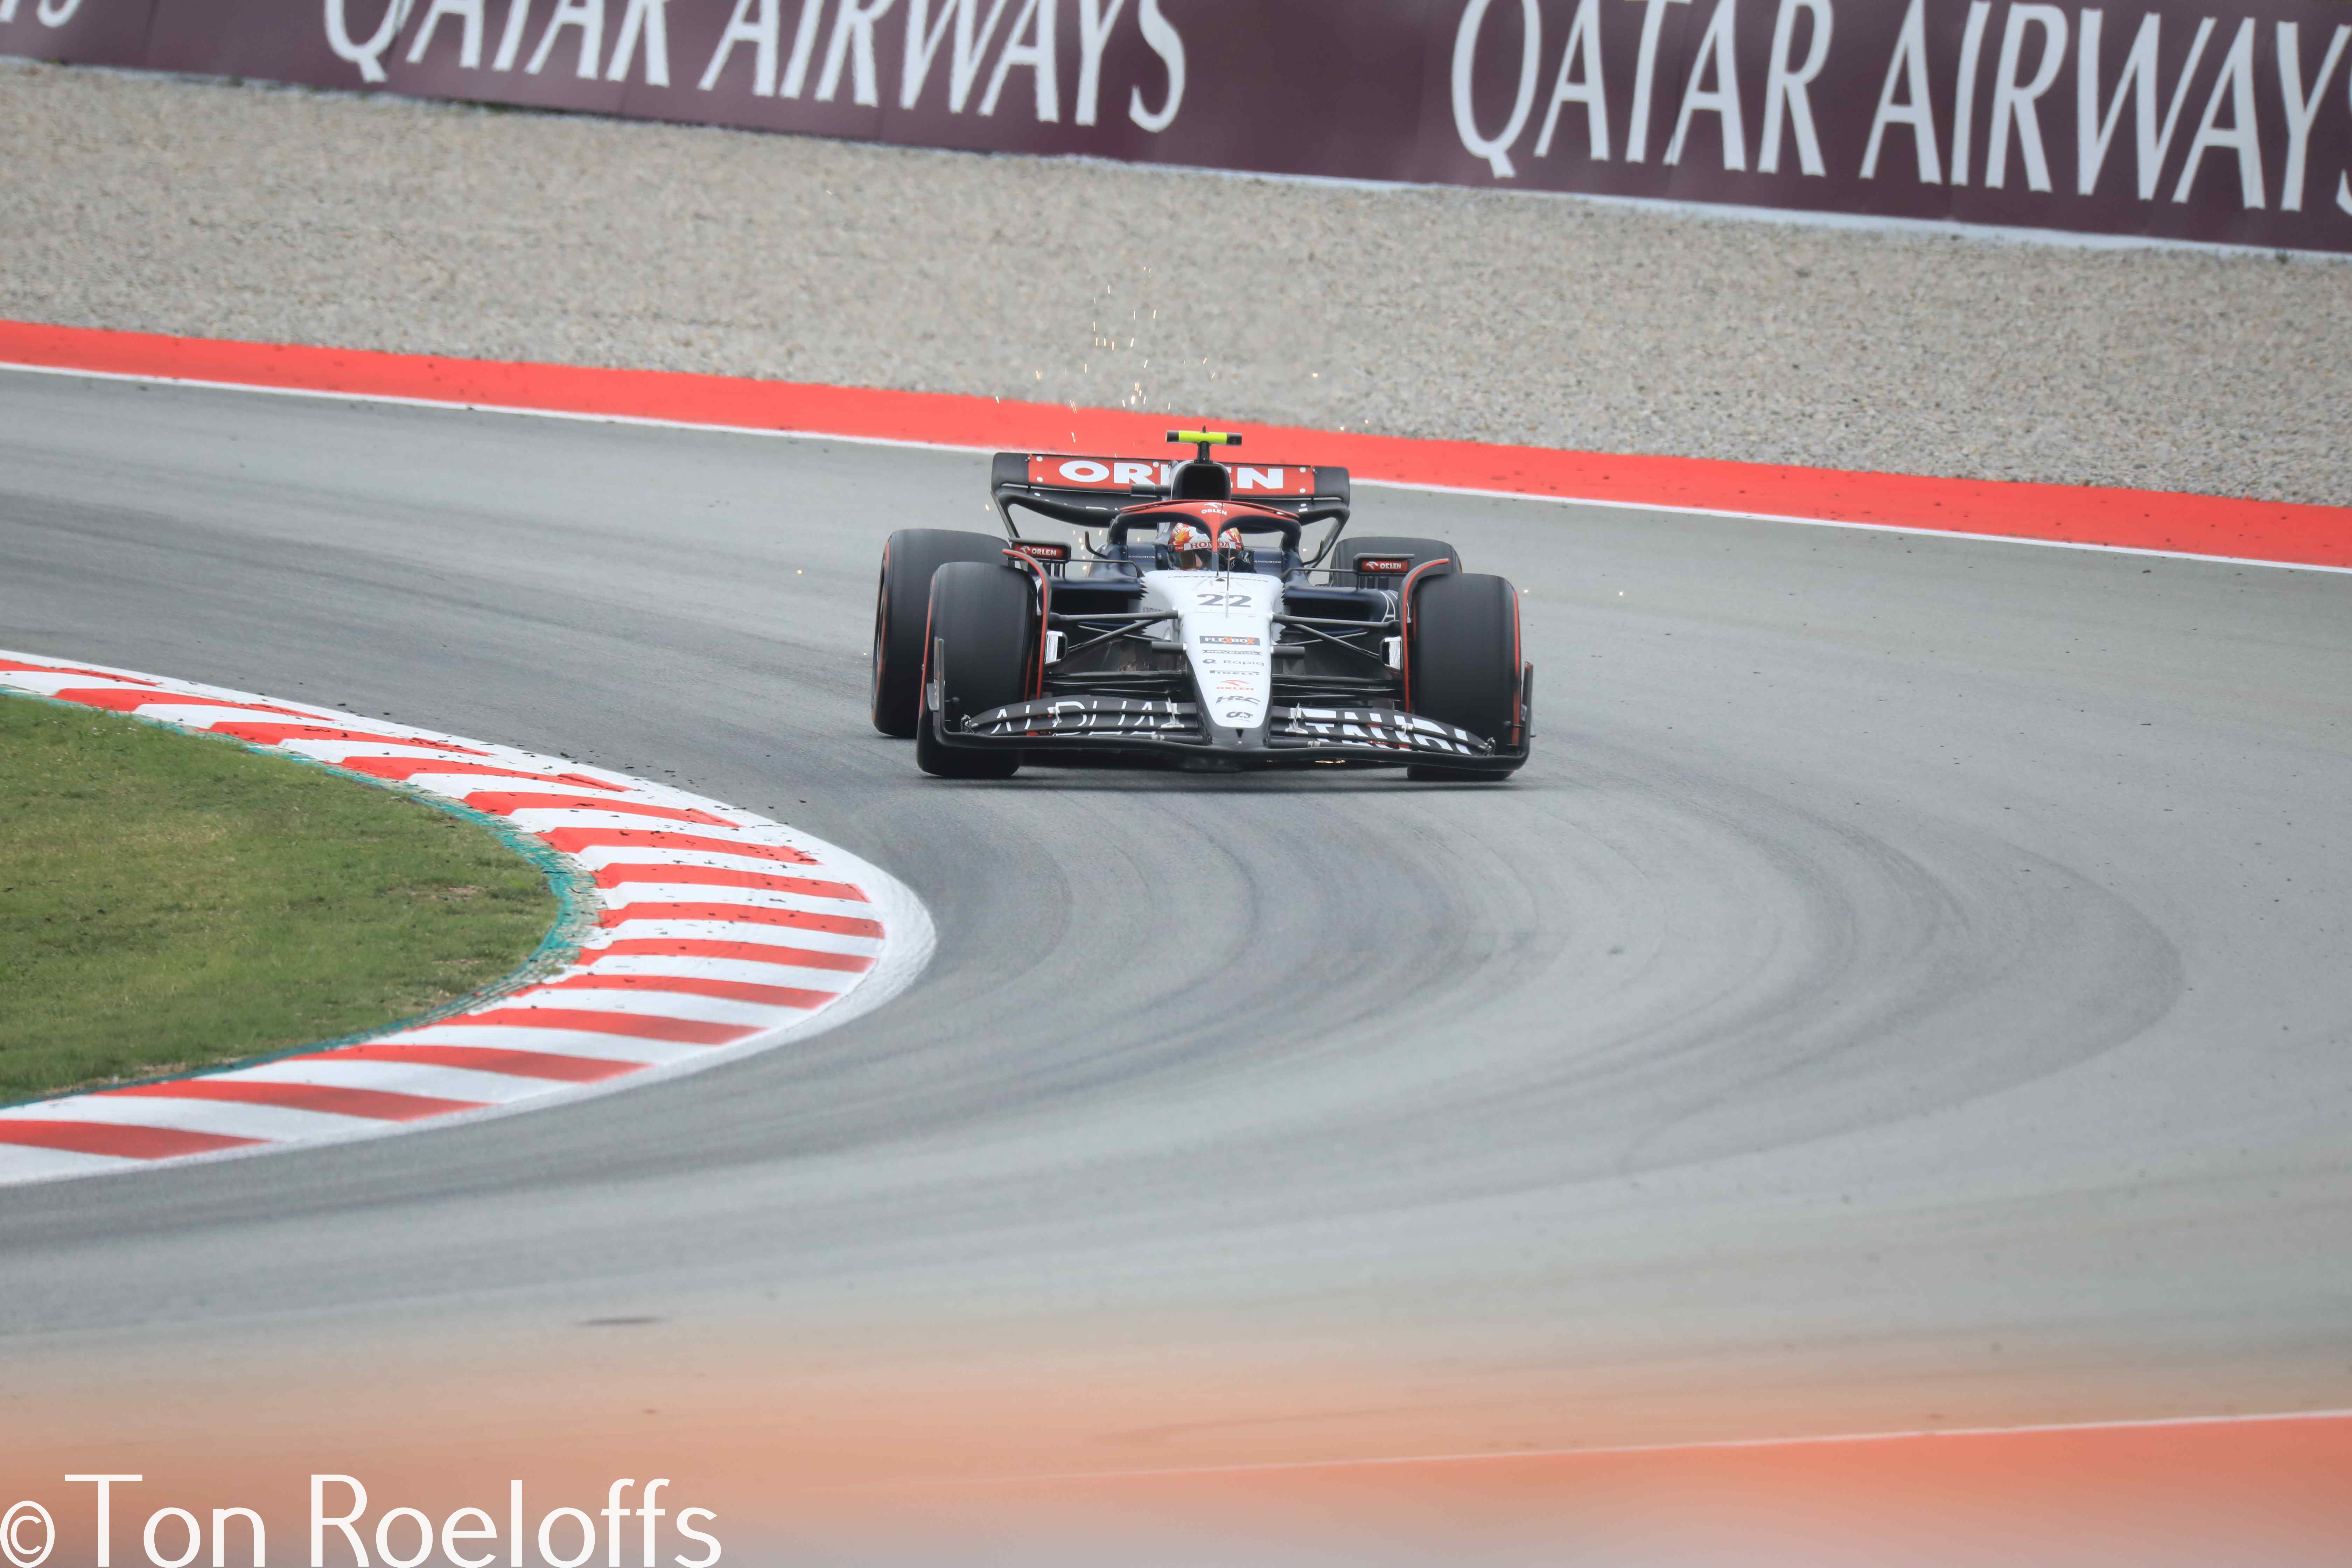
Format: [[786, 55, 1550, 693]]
[[989, 451, 1352, 537]]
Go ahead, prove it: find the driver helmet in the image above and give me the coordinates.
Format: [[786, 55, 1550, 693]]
[[1168, 522, 1213, 569]]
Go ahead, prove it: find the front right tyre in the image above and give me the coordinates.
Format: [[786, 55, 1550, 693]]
[[1405, 569, 1524, 780]]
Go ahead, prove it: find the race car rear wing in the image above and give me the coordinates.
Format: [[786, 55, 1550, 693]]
[[990, 451, 1351, 541]]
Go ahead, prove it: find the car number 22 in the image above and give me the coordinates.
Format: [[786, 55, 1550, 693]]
[[1194, 592, 1250, 607]]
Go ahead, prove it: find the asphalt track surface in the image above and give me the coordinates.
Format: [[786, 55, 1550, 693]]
[[4, 370, 2351, 1490]]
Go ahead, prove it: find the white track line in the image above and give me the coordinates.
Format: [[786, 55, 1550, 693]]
[[0, 652, 935, 1186], [1356, 477, 2352, 576], [3, 359, 2340, 576]]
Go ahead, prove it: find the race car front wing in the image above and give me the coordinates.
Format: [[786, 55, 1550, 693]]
[[942, 693, 1521, 770]]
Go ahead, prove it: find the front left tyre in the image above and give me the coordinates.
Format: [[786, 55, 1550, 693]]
[[873, 528, 1016, 737], [915, 560, 1036, 779]]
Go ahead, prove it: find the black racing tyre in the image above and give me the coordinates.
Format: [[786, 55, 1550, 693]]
[[873, 528, 1013, 737], [1405, 570, 1522, 780], [915, 560, 1033, 779], [1338, 535, 1464, 582]]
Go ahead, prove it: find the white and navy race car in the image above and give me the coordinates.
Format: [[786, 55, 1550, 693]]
[[869, 431, 1531, 780]]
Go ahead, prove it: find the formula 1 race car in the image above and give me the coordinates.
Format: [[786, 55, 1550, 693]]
[[869, 431, 1532, 780]]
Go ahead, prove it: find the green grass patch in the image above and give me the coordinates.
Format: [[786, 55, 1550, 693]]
[[0, 693, 560, 1101]]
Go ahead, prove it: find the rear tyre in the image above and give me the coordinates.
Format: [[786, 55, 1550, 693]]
[[915, 561, 1033, 779], [1406, 570, 1523, 780], [873, 528, 1013, 737], [1339, 535, 1464, 583]]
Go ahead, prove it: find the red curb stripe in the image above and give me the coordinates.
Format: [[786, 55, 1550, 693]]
[[465, 791, 731, 825], [537, 828, 817, 865], [293, 1043, 645, 1082], [584, 938, 872, 972], [0, 1119, 267, 1159], [0, 659, 157, 684], [2, 321, 2344, 567], [597, 902, 885, 939], [455, 1007, 760, 1046], [53, 687, 328, 721], [98, 1080, 488, 1121], [0, 652, 917, 1183], [524, 974, 840, 1009], [209, 721, 488, 754], [590, 862, 868, 902], [337, 757, 627, 791]]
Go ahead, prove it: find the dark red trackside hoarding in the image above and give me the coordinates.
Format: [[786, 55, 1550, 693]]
[[6, 0, 2350, 252]]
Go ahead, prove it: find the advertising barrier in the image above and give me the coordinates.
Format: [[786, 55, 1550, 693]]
[[6, 0, 2350, 251]]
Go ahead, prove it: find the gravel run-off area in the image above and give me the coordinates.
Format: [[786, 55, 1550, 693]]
[[2, 59, 2346, 505]]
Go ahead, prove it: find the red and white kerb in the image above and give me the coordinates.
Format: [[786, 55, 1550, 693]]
[[0, 651, 934, 1186]]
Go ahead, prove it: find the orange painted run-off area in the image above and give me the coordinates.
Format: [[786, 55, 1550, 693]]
[[4, 320, 2346, 568], [983, 1411, 2352, 1564]]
